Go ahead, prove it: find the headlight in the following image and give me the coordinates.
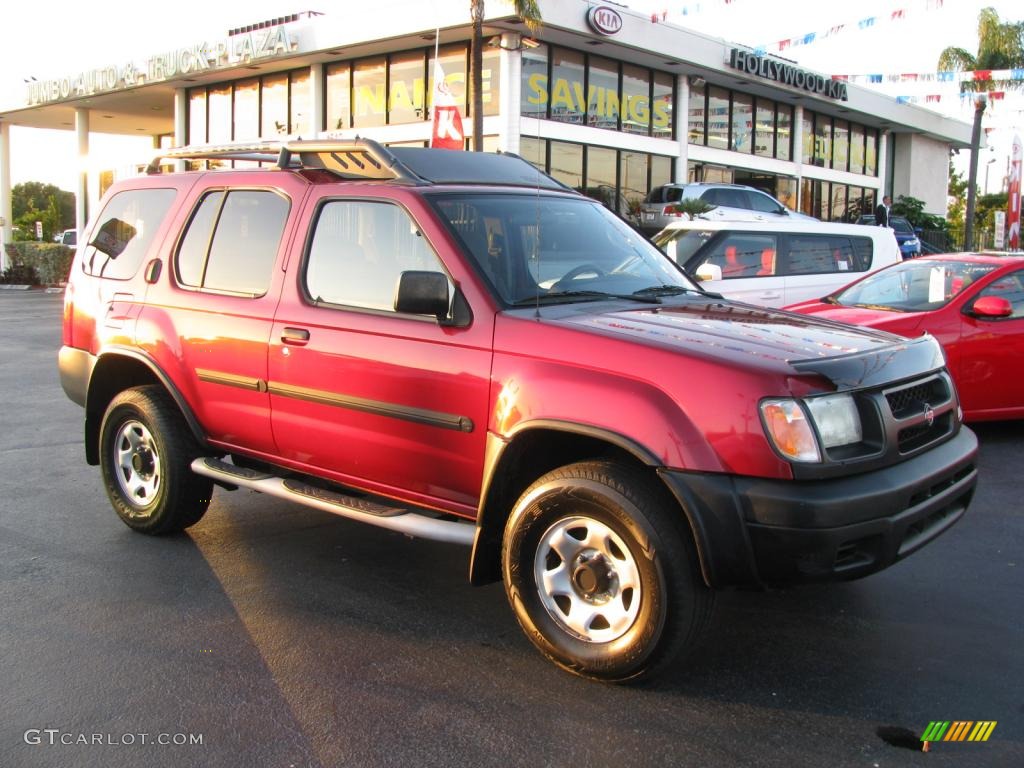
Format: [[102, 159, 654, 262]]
[[761, 394, 862, 463], [805, 394, 862, 448]]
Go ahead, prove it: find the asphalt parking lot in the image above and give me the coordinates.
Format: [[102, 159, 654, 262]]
[[1, 289, 1021, 768]]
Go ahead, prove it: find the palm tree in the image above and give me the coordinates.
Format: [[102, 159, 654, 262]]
[[937, 7, 1024, 91], [470, 0, 542, 151]]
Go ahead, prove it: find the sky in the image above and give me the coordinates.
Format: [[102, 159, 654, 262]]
[[0, 0, 1021, 193]]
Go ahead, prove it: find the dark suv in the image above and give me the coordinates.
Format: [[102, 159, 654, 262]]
[[59, 140, 978, 681]]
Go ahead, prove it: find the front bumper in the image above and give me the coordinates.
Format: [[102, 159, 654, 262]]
[[659, 427, 978, 587]]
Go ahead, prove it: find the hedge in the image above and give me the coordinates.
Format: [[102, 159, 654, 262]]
[[2, 242, 75, 285]]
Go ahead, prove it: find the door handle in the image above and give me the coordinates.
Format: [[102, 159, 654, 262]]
[[281, 327, 310, 345]]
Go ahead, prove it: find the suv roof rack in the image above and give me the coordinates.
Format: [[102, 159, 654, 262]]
[[146, 139, 570, 191]]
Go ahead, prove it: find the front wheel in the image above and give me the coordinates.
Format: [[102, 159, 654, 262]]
[[99, 386, 213, 534], [502, 460, 711, 682]]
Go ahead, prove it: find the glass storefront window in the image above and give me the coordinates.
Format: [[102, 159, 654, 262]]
[[519, 136, 545, 171], [707, 87, 729, 151], [588, 56, 619, 130], [233, 79, 259, 141], [326, 64, 351, 131], [548, 140, 583, 189], [754, 99, 774, 158], [261, 73, 289, 137], [620, 151, 648, 214], [482, 47, 501, 116], [621, 64, 650, 136], [520, 45, 548, 119], [775, 177, 797, 212], [865, 128, 878, 176], [802, 110, 814, 164], [832, 119, 849, 172], [188, 89, 206, 144], [353, 57, 387, 129], [830, 184, 847, 221], [776, 104, 792, 161], [550, 49, 585, 125], [652, 72, 673, 140], [290, 70, 311, 136], [813, 113, 831, 168], [586, 145, 617, 210], [849, 123, 865, 174], [651, 155, 672, 191], [389, 51, 426, 125], [687, 81, 705, 145], [437, 44, 469, 115], [731, 92, 753, 153], [207, 85, 232, 143], [817, 181, 831, 221]]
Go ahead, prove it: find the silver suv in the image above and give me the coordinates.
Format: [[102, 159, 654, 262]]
[[639, 183, 813, 235]]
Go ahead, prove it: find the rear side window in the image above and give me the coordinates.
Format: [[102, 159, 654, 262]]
[[688, 234, 778, 279], [175, 189, 289, 296], [82, 189, 176, 280], [787, 235, 873, 274], [701, 188, 748, 209], [747, 191, 783, 214]]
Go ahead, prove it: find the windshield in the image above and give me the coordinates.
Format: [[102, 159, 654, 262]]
[[890, 218, 914, 235], [833, 259, 997, 312], [653, 228, 716, 264], [432, 194, 698, 305]]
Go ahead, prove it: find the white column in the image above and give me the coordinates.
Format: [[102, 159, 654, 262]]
[[75, 108, 89, 241], [0, 121, 11, 273], [310, 64, 325, 139], [877, 130, 890, 196], [675, 75, 689, 182], [174, 88, 188, 172], [498, 33, 522, 154], [793, 105, 805, 211]]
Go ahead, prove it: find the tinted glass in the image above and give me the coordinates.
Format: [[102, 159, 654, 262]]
[[261, 73, 289, 137], [290, 70, 311, 136], [687, 81, 705, 145], [654, 228, 717, 265], [748, 190, 782, 214], [622, 65, 650, 135], [978, 271, 1024, 319], [204, 191, 289, 295], [354, 58, 387, 128], [588, 56, 619, 130], [306, 200, 450, 312], [433, 194, 695, 305], [652, 72, 673, 140], [776, 104, 792, 161], [82, 188, 177, 280], [688, 234, 778, 279], [551, 49, 585, 125], [707, 87, 729, 150], [389, 51, 426, 125], [520, 45, 547, 119], [731, 92, 753, 153], [176, 191, 223, 287], [787, 235, 860, 275], [326, 63, 351, 131]]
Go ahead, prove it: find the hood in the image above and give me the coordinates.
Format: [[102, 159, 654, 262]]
[[787, 301, 927, 335], [548, 298, 899, 362], [518, 298, 945, 390]]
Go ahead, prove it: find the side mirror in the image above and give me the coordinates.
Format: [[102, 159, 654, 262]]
[[694, 263, 723, 282], [395, 270, 450, 321], [969, 295, 1013, 318]]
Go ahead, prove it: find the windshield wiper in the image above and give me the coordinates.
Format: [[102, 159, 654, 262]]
[[511, 290, 661, 306], [633, 284, 698, 297]]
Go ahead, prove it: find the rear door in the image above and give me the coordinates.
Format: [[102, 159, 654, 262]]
[[138, 177, 306, 455], [267, 191, 493, 516]]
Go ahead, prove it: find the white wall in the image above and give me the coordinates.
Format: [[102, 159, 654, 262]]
[[891, 134, 949, 216]]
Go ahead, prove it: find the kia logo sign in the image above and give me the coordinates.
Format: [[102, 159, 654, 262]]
[[587, 6, 623, 36]]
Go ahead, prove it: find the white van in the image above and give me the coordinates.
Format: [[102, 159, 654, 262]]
[[653, 219, 901, 307]]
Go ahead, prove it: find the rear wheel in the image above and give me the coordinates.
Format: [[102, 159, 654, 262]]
[[502, 460, 712, 682], [99, 386, 212, 534]]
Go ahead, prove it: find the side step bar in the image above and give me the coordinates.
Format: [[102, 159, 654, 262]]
[[191, 457, 475, 546]]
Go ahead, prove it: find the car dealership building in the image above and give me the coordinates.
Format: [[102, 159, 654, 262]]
[[0, 0, 974, 259]]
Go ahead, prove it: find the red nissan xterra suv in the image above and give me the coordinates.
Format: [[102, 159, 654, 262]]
[[60, 140, 978, 681]]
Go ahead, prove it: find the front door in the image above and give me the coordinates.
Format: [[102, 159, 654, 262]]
[[268, 194, 493, 516]]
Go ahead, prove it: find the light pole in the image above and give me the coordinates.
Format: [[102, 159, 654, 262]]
[[964, 94, 987, 252]]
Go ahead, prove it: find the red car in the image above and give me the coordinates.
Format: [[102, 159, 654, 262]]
[[787, 254, 1024, 421]]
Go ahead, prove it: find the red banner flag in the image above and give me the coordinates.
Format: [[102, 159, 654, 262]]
[[1008, 134, 1021, 250], [430, 59, 465, 151]]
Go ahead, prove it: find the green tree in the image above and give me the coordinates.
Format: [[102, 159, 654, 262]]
[[11, 182, 75, 240], [937, 7, 1024, 91], [470, 0, 542, 151], [947, 161, 969, 226], [671, 198, 716, 220], [891, 195, 946, 231]]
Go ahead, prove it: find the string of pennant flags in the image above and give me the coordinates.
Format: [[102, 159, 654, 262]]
[[833, 69, 1024, 85]]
